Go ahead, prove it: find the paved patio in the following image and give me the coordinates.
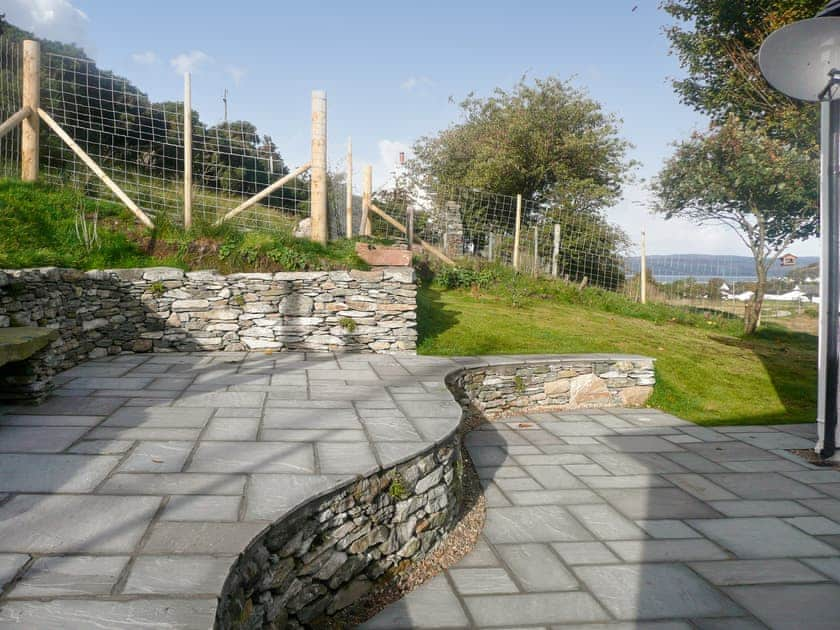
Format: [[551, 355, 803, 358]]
[[365, 410, 840, 630], [0, 352, 838, 629], [0, 351, 467, 628]]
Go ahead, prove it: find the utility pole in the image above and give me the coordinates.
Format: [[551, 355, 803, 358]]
[[222, 88, 228, 125]]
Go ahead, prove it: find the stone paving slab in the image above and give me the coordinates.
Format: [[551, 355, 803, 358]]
[[0, 351, 837, 629], [0, 351, 466, 628], [368, 407, 840, 629]]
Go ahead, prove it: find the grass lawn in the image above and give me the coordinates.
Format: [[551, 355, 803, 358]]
[[417, 285, 817, 426]]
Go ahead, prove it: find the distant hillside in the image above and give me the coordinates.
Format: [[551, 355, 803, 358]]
[[625, 254, 820, 281]]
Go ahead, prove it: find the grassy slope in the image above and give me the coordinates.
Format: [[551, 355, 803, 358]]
[[418, 286, 816, 426], [0, 179, 366, 272]]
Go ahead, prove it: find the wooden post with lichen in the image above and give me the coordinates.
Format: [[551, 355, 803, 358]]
[[21, 40, 40, 182]]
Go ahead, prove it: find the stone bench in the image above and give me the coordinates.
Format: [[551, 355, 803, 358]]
[[0, 326, 59, 401]]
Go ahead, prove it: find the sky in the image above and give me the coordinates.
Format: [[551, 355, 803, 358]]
[[3, 0, 821, 257]]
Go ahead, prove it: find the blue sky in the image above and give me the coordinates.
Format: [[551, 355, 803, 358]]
[[3, 0, 821, 257]]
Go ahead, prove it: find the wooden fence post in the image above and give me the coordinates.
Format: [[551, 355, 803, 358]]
[[21, 40, 40, 182], [552, 224, 560, 277], [488, 232, 494, 260], [533, 225, 539, 277], [310, 90, 328, 244], [361, 165, 372, 236], [345, 137, 353, 238], [407, 206, 414, 254], [183, 72, 193, 229], [512, 193, 522, 271]]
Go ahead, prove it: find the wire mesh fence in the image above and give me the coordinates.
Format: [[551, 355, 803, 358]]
[[621, 252, 819, 332], [368, 180, 819, 332], [0, 37, 21, 178], [371, 183, 630, 291], [0, 37, 820, 332], [0, 37, 311, 233]]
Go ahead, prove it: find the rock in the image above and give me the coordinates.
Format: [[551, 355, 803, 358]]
[[172, 299, 210, 311], [142, 267, 184, 281], [280, 294, 314, 316], [82, 318, 109, 331], [619, 385, 654, 407], [568, 373, 612, 407], [544, 379, 570, 397], [132, 339, 153, 353], [416, 468, 443, 494], [293, 217, 311, 238], [327, 578, 371, 615]]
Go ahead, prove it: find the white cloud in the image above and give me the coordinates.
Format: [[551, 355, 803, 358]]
[[400, 76, 434, 91], [131, 51, 158, 65], [224, 64, 246, 87], [4, 0, 89, 46], [170, 50, 212, 75]]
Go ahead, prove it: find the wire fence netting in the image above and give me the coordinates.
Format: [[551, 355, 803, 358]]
[[0, 38, 819, 332], [0, 40, 313, 232]]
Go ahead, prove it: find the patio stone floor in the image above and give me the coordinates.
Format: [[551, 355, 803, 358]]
[[364, 411, 840, 630], [0, 351, 838, 629]]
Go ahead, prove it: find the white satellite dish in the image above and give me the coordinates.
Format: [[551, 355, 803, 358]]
[[759, 17, 840, 101]]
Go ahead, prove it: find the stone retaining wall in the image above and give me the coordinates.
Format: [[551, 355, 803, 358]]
[[216, 438, 461, 629], [452, 356, 656, 416], [0, 266, 416, 399]]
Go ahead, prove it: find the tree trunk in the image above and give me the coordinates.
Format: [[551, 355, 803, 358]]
[[744, 264, 767, 335]]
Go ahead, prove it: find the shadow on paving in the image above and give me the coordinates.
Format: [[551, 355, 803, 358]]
[[362, 407, 840, 630]]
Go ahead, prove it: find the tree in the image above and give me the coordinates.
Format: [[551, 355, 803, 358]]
[[411, 77, 635, 209], [653, 117, 818, 333], [661, 0, 824, 148], [409, 77, 635, 287]]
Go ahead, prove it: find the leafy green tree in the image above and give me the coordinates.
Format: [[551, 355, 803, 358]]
[[661, 0, 824, 148], [412, 77, 635, 209], [410, 77, 634, 287], [653, 117, 818, 333]]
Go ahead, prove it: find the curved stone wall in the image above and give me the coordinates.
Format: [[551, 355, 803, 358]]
[[452, 355, 656, 416], [213, 355, 656, 629], [215, 437, 461, 628]]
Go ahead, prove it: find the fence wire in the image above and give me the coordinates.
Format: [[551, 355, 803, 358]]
[[0, 37, 21, 178], [371, 183, 630, 291], [32, 46, 310, 230], [0, 38, 819, 332]]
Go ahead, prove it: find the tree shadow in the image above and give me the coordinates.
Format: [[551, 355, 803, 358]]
[[416, 285, 459, 349], [708, 326, 817, 424]]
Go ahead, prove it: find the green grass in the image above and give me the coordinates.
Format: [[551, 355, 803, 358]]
[[0, 179, 366, 272], [417, 282, 817, 426]]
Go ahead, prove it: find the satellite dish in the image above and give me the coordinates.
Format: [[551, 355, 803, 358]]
[[759, 17, 840, 102]]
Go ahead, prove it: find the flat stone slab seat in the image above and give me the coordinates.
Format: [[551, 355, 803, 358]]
[[0, 352, 655, 628], [0, 327, 58, 367]]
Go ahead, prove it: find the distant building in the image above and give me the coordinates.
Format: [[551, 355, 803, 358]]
[[779, 253, 798, 267]]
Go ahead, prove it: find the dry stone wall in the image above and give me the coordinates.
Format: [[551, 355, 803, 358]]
[[216, 439, 461, 629], [0, 266, 416, 399], [452, 356, 656, 416]]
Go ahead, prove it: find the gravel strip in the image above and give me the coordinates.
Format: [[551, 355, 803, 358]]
[[325, 400, 488, 628]]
